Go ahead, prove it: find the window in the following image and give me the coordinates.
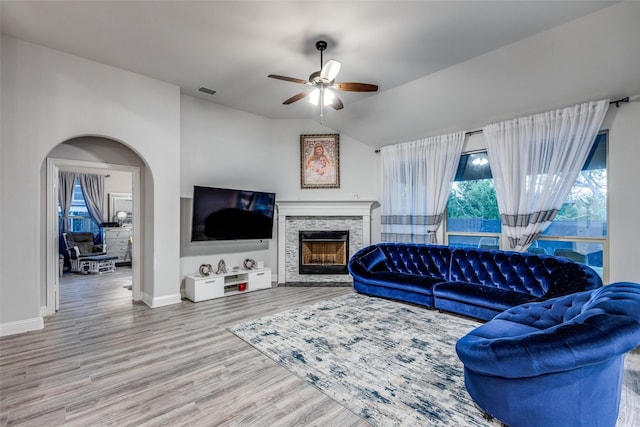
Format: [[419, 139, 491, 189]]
[[58, 178, 100, 235], [445, 132, 607, 280], [446, 151, 501, 248]]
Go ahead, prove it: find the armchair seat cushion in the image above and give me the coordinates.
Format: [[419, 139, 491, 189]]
[[81, 254, 118, 262]]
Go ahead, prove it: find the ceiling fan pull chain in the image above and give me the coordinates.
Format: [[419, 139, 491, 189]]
[[320, 88, 325, 124]]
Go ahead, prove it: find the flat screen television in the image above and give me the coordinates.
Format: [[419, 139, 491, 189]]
[[191, 185, 276, 241]]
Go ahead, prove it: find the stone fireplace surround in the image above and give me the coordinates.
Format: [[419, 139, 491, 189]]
[[276, 201, 376, 284]]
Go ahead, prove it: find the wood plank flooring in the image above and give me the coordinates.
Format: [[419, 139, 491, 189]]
[[1, 269, 639, 426]]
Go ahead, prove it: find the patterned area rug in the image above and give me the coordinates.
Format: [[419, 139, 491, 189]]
[[229, 293, 499, 426]]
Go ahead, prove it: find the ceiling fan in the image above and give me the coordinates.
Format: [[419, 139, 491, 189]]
[[268, 40, 378, 121]]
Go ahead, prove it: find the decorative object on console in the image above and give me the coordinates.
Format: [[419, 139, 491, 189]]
[[216, 259, 227, 275], [456, 282, 640, 427], [243, 258, 256, 270], [116, 211, 128, 227], [300, 134, 340, 189], [199, 263, 213, 277]]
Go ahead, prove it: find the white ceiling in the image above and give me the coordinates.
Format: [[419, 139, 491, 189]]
[[2, 1, 638, 147]]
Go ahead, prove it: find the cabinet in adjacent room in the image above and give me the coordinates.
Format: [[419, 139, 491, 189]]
[[103, 227, 132, 264]]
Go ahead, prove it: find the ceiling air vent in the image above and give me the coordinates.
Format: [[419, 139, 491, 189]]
[[198, 86, 216, 96]]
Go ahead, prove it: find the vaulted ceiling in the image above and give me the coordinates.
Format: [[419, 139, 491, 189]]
[[2, 1, 639, 147]]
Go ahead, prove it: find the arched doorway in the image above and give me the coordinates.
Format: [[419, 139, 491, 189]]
[[44, 137, 144, 314]]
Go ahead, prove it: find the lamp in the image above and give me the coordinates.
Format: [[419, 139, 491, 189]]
[[116, 211, 128, 226], [308, 87, 335, 107]]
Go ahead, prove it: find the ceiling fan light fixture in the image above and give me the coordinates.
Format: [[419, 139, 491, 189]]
[[308, 88, 335, 107], [308, 88, 320, 105], [323, 88, 335, 106], [268, 39, 378, 117]]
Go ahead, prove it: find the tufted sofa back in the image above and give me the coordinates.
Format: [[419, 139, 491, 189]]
[[351, 243, 601, 299], [448, 247, 589, 298], [374, 243, 452, 279]]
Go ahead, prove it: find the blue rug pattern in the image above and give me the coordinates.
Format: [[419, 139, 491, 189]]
[[229, 293, 498, 426]]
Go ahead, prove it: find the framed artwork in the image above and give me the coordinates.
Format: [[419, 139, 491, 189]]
[[300, 134, 340, 189]]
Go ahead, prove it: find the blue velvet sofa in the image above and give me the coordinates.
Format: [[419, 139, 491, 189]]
[[455, 282, 640, 427], [348, 243, 603, 321]]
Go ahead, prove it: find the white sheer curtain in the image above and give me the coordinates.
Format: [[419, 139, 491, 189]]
[[484, 99, 609, 251], [78, 173, 105, 228], [381, 132, 464, 243], [58, 172, 77, 233]]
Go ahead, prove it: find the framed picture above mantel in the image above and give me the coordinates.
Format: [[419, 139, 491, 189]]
[[300, 133, 340, 189]]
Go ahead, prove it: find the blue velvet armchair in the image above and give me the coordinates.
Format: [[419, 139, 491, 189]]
[[456, 282, 640, 427]]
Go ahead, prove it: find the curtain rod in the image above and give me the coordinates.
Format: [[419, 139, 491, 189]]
[[375, 128, 482, 153], [374, 97, 630, 153]]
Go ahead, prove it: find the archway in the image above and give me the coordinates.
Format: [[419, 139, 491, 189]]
[[44, 136, 146, 315]]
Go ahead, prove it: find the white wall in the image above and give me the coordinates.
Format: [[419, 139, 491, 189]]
[[1, 36, 182, 335]]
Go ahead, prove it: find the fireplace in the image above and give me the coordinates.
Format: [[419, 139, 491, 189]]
[[276, 200, 375, 284], [299, 231, 349, 274]]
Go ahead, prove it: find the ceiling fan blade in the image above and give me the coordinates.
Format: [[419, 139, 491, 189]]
[[283, 90, 312, 105], [320, 60, 341, 82], [332, 82, 379, 92], [268, 74, 309, 85], [331, 94, 344, 110]]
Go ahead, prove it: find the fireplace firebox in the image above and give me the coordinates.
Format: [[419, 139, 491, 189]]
[[299, 230, 349, 274]]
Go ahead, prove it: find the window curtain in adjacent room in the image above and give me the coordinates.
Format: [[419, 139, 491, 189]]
[[78, 173, 105, 228], [380, 132, 464, 243], [58, 172, 78, 233], [484, 99, 609, 251]]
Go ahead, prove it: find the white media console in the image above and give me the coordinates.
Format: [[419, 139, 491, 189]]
[[184, 267, 272, 302]]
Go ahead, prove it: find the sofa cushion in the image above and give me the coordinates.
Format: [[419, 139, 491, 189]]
[[365, 272, 445, 293], [433, 281, 533, 312], [357, 246, 388, 272]]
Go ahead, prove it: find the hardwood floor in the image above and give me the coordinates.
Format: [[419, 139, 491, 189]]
[[1, 269, 639, 426]]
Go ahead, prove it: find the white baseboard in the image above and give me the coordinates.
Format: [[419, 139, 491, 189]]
[[142, 292, 182, 308], [0, 316, 44, 337]]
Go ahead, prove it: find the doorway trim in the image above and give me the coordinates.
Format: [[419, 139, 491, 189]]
[[45, 157, 142, 315]]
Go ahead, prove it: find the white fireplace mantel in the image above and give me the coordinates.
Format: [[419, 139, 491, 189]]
[[276, 200, 376, 283]]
